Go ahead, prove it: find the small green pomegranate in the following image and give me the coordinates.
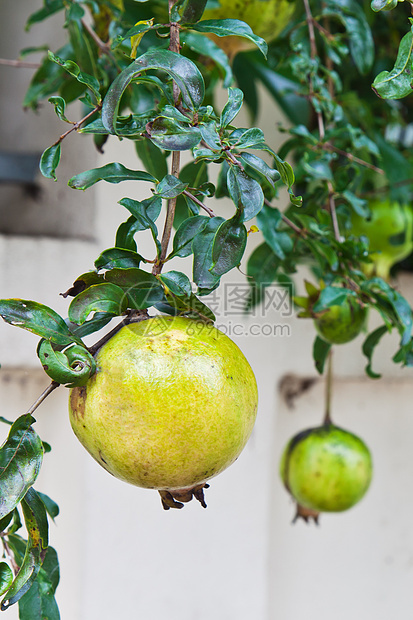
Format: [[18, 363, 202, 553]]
[[350, 199, 413, 281], [280, 424, 373, 517], [314, 297, 367, 345]]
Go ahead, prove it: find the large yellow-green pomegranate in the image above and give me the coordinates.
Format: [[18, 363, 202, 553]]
[[69, 316, 258, 507], [202, 0, 295, 57]]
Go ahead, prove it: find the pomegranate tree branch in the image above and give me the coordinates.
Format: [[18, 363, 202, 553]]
[[0, 58, 41, 69], [321, 143, 385, 174], [152, 4, 181, 275], [323, 349, 333, 425], [183, 190, 216, 217], [26, 381, 60, 416], [52, 105, 101, 146], [264, 198, 306, 236]]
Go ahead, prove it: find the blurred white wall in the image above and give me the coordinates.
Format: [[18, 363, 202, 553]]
[[2, 3, 413, 620]]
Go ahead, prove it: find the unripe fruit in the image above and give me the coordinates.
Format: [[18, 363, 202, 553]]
[[314, 297, 367, 345], [69, 316, 258, 508], [280, 424, 373, 514], [350, 199, 413, 281]]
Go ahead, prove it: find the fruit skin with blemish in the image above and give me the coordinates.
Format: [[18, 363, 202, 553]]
[[69, 316, 258, 506], [280, 424, 373, 513]]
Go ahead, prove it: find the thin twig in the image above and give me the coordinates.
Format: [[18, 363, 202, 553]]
[[327, 180, 342, 242], [321, 143, 385, 174], [89, 311, 150, 355], [26, 382, 60, 416], [360, 177, 413, 197], [302, 0, 325, 140], [303, 0, 317, 59], [52, 105, 101, 146], [0, 58, 41, 69], [263, 198, 306, 236], [81, 19, 116, 61], [0, 534, 19, 575], [152, 6, 182, 276], [183, 190, 215, 217], [323, 349, 333, 425]]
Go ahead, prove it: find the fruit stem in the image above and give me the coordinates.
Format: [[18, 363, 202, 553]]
[[324, 349, 333, 425], [26, 381, 60, 415], [152, 2, 182, 275]]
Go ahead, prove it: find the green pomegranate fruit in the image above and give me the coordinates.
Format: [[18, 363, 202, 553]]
[[314, 296, 367, 345], [350, 198, 413, 281], [280, 424, 373, 514], [69, 316, 258, 508], [202, 0, 295, 58]]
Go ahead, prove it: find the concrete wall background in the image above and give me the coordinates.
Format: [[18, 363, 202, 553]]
[[2, 4, 413, 620]]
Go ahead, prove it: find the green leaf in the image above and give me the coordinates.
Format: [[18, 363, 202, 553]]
[[192, 217, 225, 290], [0, 300, 80, 346], [147, 117, 202, 151], [0, 564, 13, 597], [313, 336, 332, 375], [372, 28, 413, 100], [362, 325, 389, 379], [36, 493, 59, 522], [48, 96, 70, 123], [104, 269, 164, 309], [135, 140, 168, 181], [48, 51, 101, 103], [246, 242, 279, 308], [210, 216, 247, 276], [169, 215, 209, 259], [179, 0, 208, 23], [312, 287, 350, 312], [68, 163, 156, 190], [66, 313, 113, 340], [1, 489, 48, 610], [95, 248, 146, 271], [182, 31, 233, 88], [118, 197, 161, 256], [159, 271, 193, 297], [102, 49, 205, 134], [25, 0, 64, 30], [0, 415, 43, 518], [230, 127, 265, 149], [227, 166, 264, 221], [68, 283, 128, 325], [239, 153, 280, 188], [256, 206, 293, 260], [156, 175, 188, 199], [192, 19, 268, 58], [17, 547, 60, 620], [323, 0, 374, 74], [39, 144, 61, 181], [37, 341, 96, 387], [220, 88, 243, 129]]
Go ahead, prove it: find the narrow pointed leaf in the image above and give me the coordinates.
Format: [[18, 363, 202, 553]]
[[1, 489, 48, 610], [0, 300, 80, 346], [39, 144, 61, 181], [0, 416, 43, 520], [68, 163, 156, 190], [192, 19, 267, 57]]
